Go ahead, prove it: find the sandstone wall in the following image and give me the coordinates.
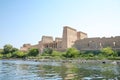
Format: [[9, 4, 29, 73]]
[[20, 44, 31, 51], [55, 37, 62, 42], [62, 26, 77, 49], [41, 36, 53, 43], [30, 44, 39, 49], [56, 41, 62, 49], [77, 31, 87, 40], [74, 36, 120, 50], [20, 43, 39, 52]]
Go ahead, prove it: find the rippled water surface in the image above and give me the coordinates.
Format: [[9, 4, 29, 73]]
[[0, 60, 120, 80]]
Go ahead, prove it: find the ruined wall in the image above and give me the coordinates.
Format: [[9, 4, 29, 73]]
[[20, 43, 39, 52], [38, 41, 44, 53], [55, 37, 62, 50], [20, 44, 31, 51], [38, 36, 62, 53], [30, 44, 39, 49], [77, 31, 87, 40], [39, 36, 53, 52], [55, 37, 62, 42], [74, 36, 120, 50], [62, 26, 77, 49], [23, 44, 31, 47], [41, 36, 53, 43]]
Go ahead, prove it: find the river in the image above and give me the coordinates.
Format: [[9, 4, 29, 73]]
[[0, 60, 120, 80]]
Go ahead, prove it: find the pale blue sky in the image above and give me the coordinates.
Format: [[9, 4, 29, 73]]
[[0, 0, 120, 48]]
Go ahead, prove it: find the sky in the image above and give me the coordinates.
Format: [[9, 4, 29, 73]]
[[0, 0, 120, 49]]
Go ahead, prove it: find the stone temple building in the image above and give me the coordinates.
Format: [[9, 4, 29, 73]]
[[20, 26, 120, 53]]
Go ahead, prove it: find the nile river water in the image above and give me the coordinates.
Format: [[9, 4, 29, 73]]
[[0, 60, 120, 80]]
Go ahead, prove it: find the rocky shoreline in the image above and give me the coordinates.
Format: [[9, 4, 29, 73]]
[[25, 58, 120, 64], [1, 58, 120, 65]]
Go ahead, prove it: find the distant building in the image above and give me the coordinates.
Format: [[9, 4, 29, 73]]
[[20, 26, 120, 53]]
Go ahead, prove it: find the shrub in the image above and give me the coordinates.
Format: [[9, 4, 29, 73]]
[[28, 48, 39, 56], [117, 51, 120, 56], [88, 53, 94, 57], [6, 53, 12, 58], [0, 54, 3, 58], [101, 47, 117, 57], [64, 48, 80, 58], [0, 49, 3, 54], [51, 51, 62, 57], [15, 51, 27, 58]]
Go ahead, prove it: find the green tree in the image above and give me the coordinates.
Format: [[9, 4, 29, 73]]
[[101, 47, 117, 57], [3, 44, 13, 54], [3, 44, 18, 54], [28, 48, 39, 56], [12, 48, 18, 52], [64, 48, 80, 58]]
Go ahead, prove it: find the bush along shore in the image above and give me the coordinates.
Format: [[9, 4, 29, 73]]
[[0, 44, 120, 63]]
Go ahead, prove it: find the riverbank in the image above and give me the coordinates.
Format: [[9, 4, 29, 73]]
[[1, 57, 120, 65], [24, 58, 120, 65], [31, 59, 120, 64]]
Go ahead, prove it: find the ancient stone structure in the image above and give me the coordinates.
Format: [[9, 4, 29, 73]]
[[20, 44, 38, 51], [20, 26, 120, 53], [74, 36, 120, 51]]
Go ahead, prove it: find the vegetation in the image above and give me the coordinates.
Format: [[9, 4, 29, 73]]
[[0, 44, 120, 60], [0, 53, 3, 58], [51, 51, 62, 57], [0, 49, 3, 53], [63, 48, 80, 58], [0, 44, 39, 59], [42, 48, 53, 55], [101, 47, 117, 57], [3, 44, 13, 54], [28, 48, 39, 56], [14, 51, 27, 58]]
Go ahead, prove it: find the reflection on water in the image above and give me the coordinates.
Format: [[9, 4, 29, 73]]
[[0, 60, 120, 80]]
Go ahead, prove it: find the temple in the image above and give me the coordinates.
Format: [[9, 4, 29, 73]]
[[20, 26, 120, 53]]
